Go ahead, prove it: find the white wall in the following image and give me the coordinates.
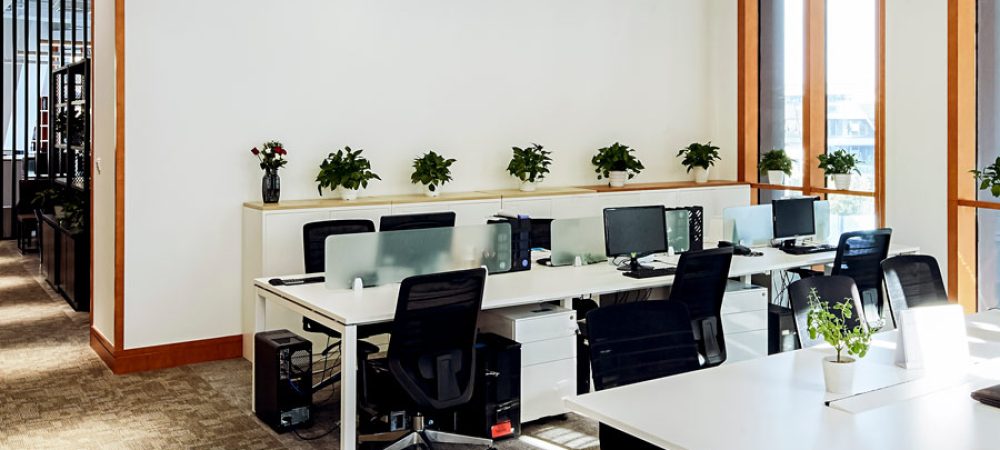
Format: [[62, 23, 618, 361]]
[[884, 0, 948, 281], [121, 0, 738, 348], [91, 0, 115, 342]]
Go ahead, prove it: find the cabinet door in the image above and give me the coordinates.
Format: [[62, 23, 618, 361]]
[[262, 211, 330, 275], [638, 190, 680, 208], [60, 232, 75, 303], [550, 195, 599, 219], [501, 198, 553, 218], [391, 200, 502, 226]]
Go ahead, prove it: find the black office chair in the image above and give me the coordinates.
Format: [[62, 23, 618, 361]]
[[668, 247, 734, 367], [787, 276, 866, 349], [587, 301, 701, 450], [359, 268, 493, 450], [831, 228, 892, 327], [301, 220, 382, 392], [881, 255, 949, 328]]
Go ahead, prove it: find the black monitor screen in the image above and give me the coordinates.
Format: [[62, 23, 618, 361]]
[[603, 206, 669, 258], [379, 212, 456, 232], [772, 197, 817, 239]]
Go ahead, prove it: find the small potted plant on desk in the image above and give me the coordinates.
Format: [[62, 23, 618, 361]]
[[250, 140, 288, 204], [806, 288, 877, 394], [760, 148, 794, 186], [316, 146, 381, 201], [507, 143, 552, 192], [412, 150, 456, 197], [592, 142, 644, 188], [971, 156, 1000, 197], [817, 149, 861, 191], [677, 141, 721, 184]]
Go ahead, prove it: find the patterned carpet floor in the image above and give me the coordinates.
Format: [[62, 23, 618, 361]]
[[0, 242, 600, 449]]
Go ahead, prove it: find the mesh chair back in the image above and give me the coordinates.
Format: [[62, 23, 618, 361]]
[[831, 228, 892, 323], [301, 220, 375, 273], [788, 276, 865, 348], [668, 247, 734, 366], [881, 255, 949, 326], [388, 268, 486, 411]]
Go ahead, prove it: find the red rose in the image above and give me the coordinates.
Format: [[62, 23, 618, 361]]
[[251, 147, 260, 155], [276, 147, 286, 155]]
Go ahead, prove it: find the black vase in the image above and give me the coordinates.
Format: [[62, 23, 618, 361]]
[[262, 170, 280, 203]]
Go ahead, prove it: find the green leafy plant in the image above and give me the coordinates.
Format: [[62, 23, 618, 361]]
[[61, 191, 86, 232], [316, 147, 381, 195], [676, 141, 721, 172], [507, 143, 552, 183], [971, 156, 1000, 197], [806, 288, 877, 363], [411, 151, 456, 192], [250, 140, 289, 172], [32, 188, 62, 211], [760, 149, 794, 176], [817, 149, 861, 175], [591, 142, 644, 180]]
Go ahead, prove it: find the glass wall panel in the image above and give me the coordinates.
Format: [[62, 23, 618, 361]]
[[759, 0, 805, 188]]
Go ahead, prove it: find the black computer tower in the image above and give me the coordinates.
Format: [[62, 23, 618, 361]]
[[456, 332, 522, 440], [489, 216, 532, 272], [254, 330, 313, 432]]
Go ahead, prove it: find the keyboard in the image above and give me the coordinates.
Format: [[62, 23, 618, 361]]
[[624, 267, 677, 279], [780, 245, 836, 255]]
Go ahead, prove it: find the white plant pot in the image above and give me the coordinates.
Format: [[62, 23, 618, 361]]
[[832, 174, 853, 191], [519, 180, 537, 192], [424, 185, 441, 198], [608, 171, 628, 188], [340, 188, 358, 201], [767, 170, 787, 186], [822, 356, 856, 394], [53, 205, 65, 219], [692, 166, 710, 184]]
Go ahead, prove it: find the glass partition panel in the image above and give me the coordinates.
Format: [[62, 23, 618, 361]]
[[665, 209, 691, 253], [814, 200, 832, 243], [550, 217, 607, 266], [723, 204, 774, 246], [324, 223, 512, 289]]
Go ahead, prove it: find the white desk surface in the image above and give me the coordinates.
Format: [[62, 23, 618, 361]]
[[564, 310, 1000, 450], [254, 243, 919, 327]]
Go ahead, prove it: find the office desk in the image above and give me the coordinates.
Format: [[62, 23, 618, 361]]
[[564, 311, 1000, 450], [252, 243, 919, 448]]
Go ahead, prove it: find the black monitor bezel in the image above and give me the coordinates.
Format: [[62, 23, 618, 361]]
[[771, 196, 819, 240], [603, 205, 670, 259]]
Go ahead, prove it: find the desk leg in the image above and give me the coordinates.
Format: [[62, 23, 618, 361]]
[[340, 325, 358, 449], [252, 292, 267, 413]]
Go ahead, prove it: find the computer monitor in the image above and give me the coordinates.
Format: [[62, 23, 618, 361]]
[[379, 211, 456, 232], [603, 206, 669, 272], [772, 197, 818, 244]]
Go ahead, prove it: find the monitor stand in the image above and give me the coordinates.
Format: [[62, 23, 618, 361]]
[[778, 237, 811, 250], [618, 255, 654, 272]]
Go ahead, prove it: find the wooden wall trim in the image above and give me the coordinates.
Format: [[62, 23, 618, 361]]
[[803, 0, 827, 196], [113, 0, 125, 350], [738, 0, 760, 190], [875, 0, 886, 227], [90, 331, 243, 375], [948, 0, 979, 312]]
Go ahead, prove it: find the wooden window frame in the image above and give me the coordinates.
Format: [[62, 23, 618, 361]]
[[739, 0, 886, 223]]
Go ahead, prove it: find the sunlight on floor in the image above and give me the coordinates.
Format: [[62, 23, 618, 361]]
[[518, 425, 599, 450]]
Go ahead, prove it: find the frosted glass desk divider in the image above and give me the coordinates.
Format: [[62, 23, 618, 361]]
[[550, 217, 607, 266], [665, 209, 691, 253], [722, 200, 832, 247], [324, 223, 512, 289]]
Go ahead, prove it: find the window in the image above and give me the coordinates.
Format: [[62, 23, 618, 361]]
[[741, 0, 884, 235]]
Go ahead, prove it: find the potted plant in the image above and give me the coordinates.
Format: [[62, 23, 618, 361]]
[[592, 142, 644, 188], [817, 149, 861, 191], [411, 151, 456, 197], [677, 141, 721, 183], [507, 143, 552, 192], [971, 156, 1000, 197], [316, 146, 381, 201], [806, 288, 877, 394], [760, 149, 794, 186], [250, 140, 288, 203]]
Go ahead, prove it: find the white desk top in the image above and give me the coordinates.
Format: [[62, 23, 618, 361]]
[[254, 243, 919, 326], [564, 311, 1000, 450]]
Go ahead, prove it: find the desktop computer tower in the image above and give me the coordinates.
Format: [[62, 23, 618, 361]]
[[456, 332, 522, 440], [489, 216, 532, 272], [254, 330, 313, 432]]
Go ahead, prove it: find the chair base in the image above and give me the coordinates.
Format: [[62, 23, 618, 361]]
[[359, 414, 493, 450]]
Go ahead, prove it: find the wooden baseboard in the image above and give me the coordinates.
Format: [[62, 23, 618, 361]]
[[89, 328, 243, 374]]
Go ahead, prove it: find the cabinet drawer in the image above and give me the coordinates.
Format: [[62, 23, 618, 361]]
[[722, 309, 768, 334], [514, 313, 577, 343], [521, 358, 576, 423], [522, 336, 576, 367], [725, 330, 768, 363], [721, 285, 768, 314]]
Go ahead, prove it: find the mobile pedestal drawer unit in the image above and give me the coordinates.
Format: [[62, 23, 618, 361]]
[[480, 303, 577, 423]]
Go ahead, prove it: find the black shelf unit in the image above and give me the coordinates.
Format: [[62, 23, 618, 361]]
[[38, 58, 90, 311]]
